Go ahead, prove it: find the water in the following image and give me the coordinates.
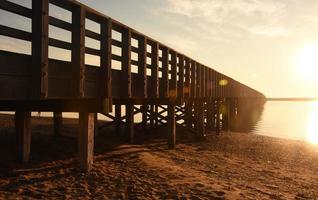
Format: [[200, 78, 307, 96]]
[[1, 101, 318, 145], [252, 101, 318, 144]]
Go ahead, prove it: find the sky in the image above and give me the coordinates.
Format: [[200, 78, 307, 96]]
[[1, 0, 318, 98]]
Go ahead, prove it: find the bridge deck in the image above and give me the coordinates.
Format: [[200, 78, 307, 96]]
[[0, 0, 265, 171]]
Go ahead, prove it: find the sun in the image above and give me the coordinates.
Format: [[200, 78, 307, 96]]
[[295, 43, 318, 82]]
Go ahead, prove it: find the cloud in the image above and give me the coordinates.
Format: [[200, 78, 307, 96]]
[[159, 0, 288, 38]]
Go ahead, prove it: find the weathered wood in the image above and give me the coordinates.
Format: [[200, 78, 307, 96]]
[[194, 100, 205, 137], [53, 111, 62, 136], [190, 60, 196, 98], [15, 111, 31, 163], [126, 103, 134, 144], [178, 54, 184, 102], [138, 36, 147, 98], [184, 57, 191, 99], [0, 0, 32, 18], [150, 42, 159, 98], [170, 51, 177, 100], [115, 104, 121, 133], [122, 28, 132, 97], [32, 0, 49, 99], [196, 63, 201, 98], [72, 6, 86, 97], [100, 18, 112, 112], [78, 112, 95, 171], [161, 47, 169, 98], [167, 104, 176, 149]]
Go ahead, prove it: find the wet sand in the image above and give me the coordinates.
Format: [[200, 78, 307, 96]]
[[0, 114, 318, 199]]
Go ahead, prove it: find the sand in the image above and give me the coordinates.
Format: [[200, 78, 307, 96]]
[[0, 114, 318, 199]]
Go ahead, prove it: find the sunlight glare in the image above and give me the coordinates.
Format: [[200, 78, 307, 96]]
[[306, 102, 318, 144], [295, 43, 318, 83]]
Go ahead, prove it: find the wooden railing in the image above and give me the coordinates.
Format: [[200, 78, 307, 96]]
[[0, 0, 265, 104]]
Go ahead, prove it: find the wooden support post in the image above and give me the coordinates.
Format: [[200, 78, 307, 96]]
[[31, 0, 49, 99], [115, 104, 121, 134], [53, 111, 62, 136], [216, 99, 221, 134], [191, 60, 196, 98], [194, 100, 205, 138], [184, 57, 191, 99], [15, 111, 31, 163], [126, 103, 134, 144], [141, 104, 148, 131], [206, 99, 213, 130], [155, 105, 159, 127], [167, 104, 176, 149], [185, 101, 193, 129], [94, 113, 98, 137], [78, 112, 94, 171], [149, 105, 155, 128]]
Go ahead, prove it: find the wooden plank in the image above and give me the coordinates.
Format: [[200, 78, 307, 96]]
[[78, 112, 95, 171], [0, 0, 32, 18], [53, 111, 63, 136], [32, 0, 49, 99], [49, 38, 72, 50], [178, 54, 184, 101], [49, 16, 72, 31], [170, 50, 177, 99], [161, 46, 169, 98], [167, 104, 176, 149], [85, 29, 101, 40], [0, 24, 32, 41], [15, 111, 31, 163], [122, 28, 132, 97], [138, 36, 147, 98], [100, 18, 112, 112], [150, 42, 159, 97], [72, 6, 86, 97]]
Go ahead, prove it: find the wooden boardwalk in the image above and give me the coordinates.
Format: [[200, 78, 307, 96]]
[[0, 0, 265, 171]]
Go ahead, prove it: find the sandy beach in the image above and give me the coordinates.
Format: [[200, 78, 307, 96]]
[[0, 114, 318, 199]]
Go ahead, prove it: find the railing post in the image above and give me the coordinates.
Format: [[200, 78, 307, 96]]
[[151, 42, 159, 98], [72, 6, 86, 97], [100, 18, 112, 113], [170, 51, 177, 100], [139, 36, 147, 98], [122, 28, 132, 97], [161, 47, 169, 98], [32, 0, 49, 99]]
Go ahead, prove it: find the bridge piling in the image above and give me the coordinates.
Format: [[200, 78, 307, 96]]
[[53, 111, 63, 137], [78, 112, 94, 171], [15, 111, 31, 163]]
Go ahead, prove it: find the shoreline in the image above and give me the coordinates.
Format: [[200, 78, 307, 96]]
[[0, 114, 318, 199]]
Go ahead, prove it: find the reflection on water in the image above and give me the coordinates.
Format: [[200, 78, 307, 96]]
[[305, 102, 318, 144], [251, 101, 318, 144]]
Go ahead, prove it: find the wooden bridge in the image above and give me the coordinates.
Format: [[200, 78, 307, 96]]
[[0, 0, 265, 171]]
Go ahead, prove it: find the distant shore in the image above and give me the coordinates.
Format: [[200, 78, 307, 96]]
[[0, 114, 317, 199], [267, 98, 318, 101]]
